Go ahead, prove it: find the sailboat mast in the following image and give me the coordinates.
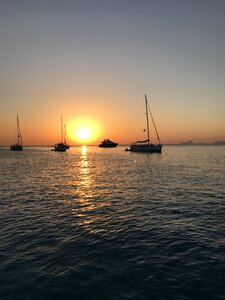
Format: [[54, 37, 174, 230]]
[[61, 116, 63, 143], [64, 124, 66, 144], [17, 115, 22, 145], [145, 95, 150, 143], [147, 100, 162, 145]]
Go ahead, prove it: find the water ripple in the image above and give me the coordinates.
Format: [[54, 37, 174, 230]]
[[0, 146, 225, 299]]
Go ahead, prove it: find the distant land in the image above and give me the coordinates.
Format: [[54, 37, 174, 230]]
[[168, 140, 225, 146]]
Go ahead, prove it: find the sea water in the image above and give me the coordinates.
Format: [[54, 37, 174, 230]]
[[0, 145, 225, 300]]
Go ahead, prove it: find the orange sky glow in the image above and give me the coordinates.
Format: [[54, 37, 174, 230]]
[[0, 1, 225, 146]]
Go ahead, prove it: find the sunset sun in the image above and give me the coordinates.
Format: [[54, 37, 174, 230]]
[[77, 128, 91, 140], [67, 118, 102, 144]]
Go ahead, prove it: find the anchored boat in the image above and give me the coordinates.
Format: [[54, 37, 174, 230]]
[[53, 116, 69, 152], [99, 139, 118, 148], [10, 115, 23, 151], [127, 94, 162, 153]]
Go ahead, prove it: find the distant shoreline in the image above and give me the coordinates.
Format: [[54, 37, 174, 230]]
[[170, 140, 225, 146]]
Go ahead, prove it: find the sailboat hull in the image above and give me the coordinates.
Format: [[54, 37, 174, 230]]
[[10, 144, 23, 151], [130, 143, 162, 153], [53, 143, 67, 152]]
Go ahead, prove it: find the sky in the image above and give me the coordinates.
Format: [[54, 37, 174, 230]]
[[0, 0, 225, 145]]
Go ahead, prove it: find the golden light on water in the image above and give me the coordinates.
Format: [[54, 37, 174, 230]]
[[67, 118, 102, 144], [81, 145, 87, 154], [76, 145, 108, 234]]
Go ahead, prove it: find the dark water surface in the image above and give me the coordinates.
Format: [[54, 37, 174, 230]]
[[0, 145, 225, 300]]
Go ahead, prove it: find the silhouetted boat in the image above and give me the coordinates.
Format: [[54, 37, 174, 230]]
[[52, 116, 69, 152], [10, 115, 23, 151], [99, 139, 118, 148], [127, 94, 162, 153], [53, 142, 67, 152]]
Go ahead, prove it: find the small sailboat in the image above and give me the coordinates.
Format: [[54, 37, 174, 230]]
[[52, 116, 68, 152], [10, 115, 23, 151], [127, 94, 162, 153], [99, 139, 118, 148]]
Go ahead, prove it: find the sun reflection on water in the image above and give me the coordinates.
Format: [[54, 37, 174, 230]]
[[79, 145, 92, 193], [81, 145, 87, 154], [75, 146, 108, 235]]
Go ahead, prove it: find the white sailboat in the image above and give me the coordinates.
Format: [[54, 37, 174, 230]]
[[10, 115, 23, 151], [127, 94, 162, 153]]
